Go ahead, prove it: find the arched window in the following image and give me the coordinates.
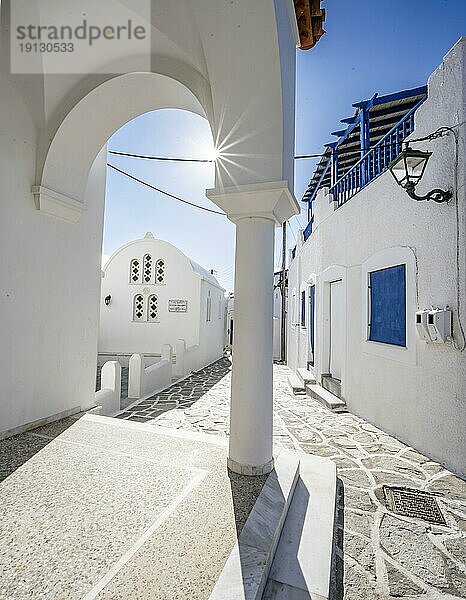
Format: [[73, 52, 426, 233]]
[[133, 294, 145, 321], [155, 259, 165, 283], [129, 258, 140, 284], [143, 254, 153, 284], [147, 294, 159, 322]]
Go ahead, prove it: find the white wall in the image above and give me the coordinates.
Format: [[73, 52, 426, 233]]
[[0, 0, 297, 436], [0, 58, 106, 432], [288, 39, 466, 477], [198, 279, 227, 367], [99, 235, 225, 365], [273, 285, 283, 360]]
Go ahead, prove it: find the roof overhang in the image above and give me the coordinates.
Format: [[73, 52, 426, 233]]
[[293, 0, 325, 50]]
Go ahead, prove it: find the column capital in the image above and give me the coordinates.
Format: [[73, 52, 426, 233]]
[[206, 180, 299, 225]]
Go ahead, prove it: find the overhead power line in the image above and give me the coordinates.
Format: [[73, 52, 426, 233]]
[[107, 163, 226, 217], [109, 149, 325, 162], [109, 150, 214, 163]]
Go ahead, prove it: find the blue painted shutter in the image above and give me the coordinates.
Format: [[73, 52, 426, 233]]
[[369, 264, 406, 346]]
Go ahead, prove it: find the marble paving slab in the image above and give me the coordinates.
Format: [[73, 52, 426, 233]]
[[209, 450, 300, 600], [265, 454, 337, 599], [0, 414, 266, 600]]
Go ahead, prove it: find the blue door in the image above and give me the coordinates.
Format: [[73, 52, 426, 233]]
[[309, 285, 315, 366]]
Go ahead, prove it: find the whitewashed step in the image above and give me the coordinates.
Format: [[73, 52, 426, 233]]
[[306, 384, 347, 413], [287, 373, 306, 395], [263, 454, 337, 600], [297, 367, 316, 386], [210, 451, 300, 600]]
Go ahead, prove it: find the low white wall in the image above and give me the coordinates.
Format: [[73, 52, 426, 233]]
[[273, 317, 281, 360], [287, 39, 466, 477], [95, 361, 121, 415], [185, 344, 201, 374], [173, 338, 208, 379], [128, 345, 173, 399]]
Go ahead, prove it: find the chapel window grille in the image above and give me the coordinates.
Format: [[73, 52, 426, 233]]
[[129, 259, 140, 284], [147, 295, 159, 322], [156, 259, 165, 284], [133, 294, 145, 321], [143, 254, 153, 284]]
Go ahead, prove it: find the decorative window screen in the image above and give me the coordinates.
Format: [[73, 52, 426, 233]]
[[147, 295, 158, 322], [143, 254, 153, 284], [129, 259, 140, 283], [133, 294, 145, 321], [156, 259, 165, 283], [369, 264, 406, 346]]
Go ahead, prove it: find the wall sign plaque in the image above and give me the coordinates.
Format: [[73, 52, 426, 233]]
[[168, 299, 188, 313]]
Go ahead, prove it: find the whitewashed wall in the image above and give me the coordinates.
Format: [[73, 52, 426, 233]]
[[99, 235, 225, 366], [0, 1, 295, 437], [288, 38, 466, 477], [273, 285, 283, 360]]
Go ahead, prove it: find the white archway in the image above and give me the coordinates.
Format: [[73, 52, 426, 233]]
[[35, 70, 213, 221], [1, 1, 300, 477]]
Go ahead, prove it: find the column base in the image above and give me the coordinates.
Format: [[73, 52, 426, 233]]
[[227, 456, 274, 476]]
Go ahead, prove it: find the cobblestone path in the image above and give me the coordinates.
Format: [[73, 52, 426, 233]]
[[120, 359, 466, 599]]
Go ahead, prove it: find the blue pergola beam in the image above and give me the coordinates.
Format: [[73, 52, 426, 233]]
[[301, 85, 428, 206], [341, 116, 358, 125], [369, 85, 427, 107]]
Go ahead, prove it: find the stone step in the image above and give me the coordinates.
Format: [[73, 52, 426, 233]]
[[263, 454, 337, 600], [209, 451, 300, 600], [321, 375, 342, 398], [306, 384, 347, 413], [287, 373, 306, 395], [297, 367, 316, 386]]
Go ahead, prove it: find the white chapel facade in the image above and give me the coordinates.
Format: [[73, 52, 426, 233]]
[[99, 233, 226, 368]]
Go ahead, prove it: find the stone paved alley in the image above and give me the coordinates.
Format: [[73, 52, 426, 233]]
[[116, 358, 466, 599], [1, 358, 465, 598]]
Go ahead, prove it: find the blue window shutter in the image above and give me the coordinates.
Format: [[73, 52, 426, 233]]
[[369, 264, 406, 346], [301, 290, 306, 327]]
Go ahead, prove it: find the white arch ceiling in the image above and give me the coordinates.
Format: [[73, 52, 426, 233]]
[[37, 69, 212, 212]]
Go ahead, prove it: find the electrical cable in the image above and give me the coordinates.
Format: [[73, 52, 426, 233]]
[[287, 219, 298, 244], [107, 163, 227, 217], [109, 149, 325, 162], [409, 125, 466, 351], [109, 150, 214, 162]]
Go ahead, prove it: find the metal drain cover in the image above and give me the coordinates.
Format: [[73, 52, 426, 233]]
[[383, 486, 446, 525]]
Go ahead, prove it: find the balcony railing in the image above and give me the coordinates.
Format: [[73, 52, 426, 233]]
[[330, 97, 425, 208]]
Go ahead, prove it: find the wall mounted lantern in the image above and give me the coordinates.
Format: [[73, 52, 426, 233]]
[[104, 294, 112, 306], [388, 146, 452, 203]]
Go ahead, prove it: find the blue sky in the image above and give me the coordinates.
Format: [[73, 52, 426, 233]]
[[104, 0, 466, 291]]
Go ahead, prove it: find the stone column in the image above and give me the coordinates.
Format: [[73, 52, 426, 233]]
[[207, 182, 299, 475]]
